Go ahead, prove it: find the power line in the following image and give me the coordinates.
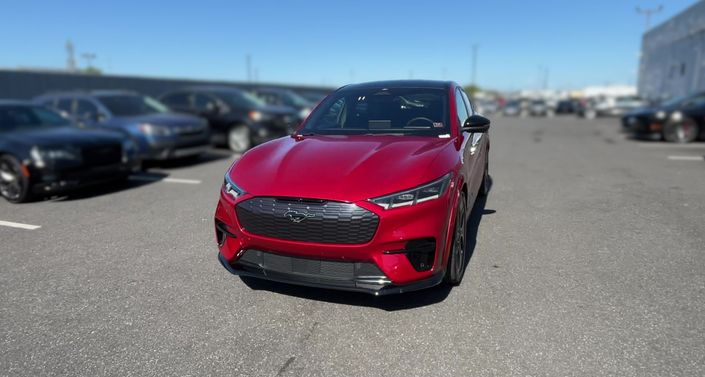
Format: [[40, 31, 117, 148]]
[[636, 5, 663, 31], [81, 52, 96, 69]]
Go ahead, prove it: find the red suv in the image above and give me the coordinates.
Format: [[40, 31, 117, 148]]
[[215, 80, 490, 295]]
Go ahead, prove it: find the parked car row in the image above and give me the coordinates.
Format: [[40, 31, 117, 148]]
[[0, 86, 330, 203], [0, 100, 139, 203], [621, 91, 705, 143]]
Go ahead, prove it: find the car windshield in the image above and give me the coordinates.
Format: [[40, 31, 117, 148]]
[[0, 105, 71, 132], [302, 87, 449, 136], [97, 94, 169, 116], [220, 90, 267, 109], [280, 90, 312, 107], [661, 95, 689, 108]]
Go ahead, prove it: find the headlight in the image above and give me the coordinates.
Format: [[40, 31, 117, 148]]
[[30, 146, 81, 167], [369, 173, 452, 209], [655, 111, 666, 120], [222, 172, 245, 199], [139, 123, 172, 136], [248, 111, 263, 122], [670, 111, 683, 122]]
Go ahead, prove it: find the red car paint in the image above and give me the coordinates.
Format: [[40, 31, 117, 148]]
[[215, 80, 489, 294]]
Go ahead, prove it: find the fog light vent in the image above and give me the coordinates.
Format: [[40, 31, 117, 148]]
[[215, 220, 232, 247], [404, 238, 436, 272]]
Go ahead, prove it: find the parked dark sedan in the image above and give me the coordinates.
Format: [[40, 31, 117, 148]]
[[160, 86, 300, 153], [0, 101, 139, 203], [35, 91, 211, 161], [622, 92, 705, 143]]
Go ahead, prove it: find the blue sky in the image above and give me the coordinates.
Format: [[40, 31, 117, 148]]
[[0, 0, 698, 90]]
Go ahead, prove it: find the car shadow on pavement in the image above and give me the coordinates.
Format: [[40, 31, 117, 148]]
[[44, 171, 169, 202], [144, 150, 233, 170], [240, 175, 496, 311]]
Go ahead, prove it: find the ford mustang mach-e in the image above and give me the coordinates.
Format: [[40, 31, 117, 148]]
[[215, 80, 491, 295]]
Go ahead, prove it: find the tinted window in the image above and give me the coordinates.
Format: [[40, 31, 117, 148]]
[[97, 95, 169, 116], [194, 93, 216, 110], [56, 98, 74, 115], [685, 94, 705, 108], [455, 89, 469, 129], [162, 93, 190, 107], [76, 100, 98, 119], [460, 90, 474, 114], [0, 105, 71, 132], [216, 90, 266, 109], [303, 87, 449, 136], [256, 92, 281, 106]]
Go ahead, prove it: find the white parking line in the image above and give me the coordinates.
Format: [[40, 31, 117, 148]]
[[667, 155, 705, 161], [0, 220, 41, 230], [162, 178, 202, 184], [129, 176, 202, 184], [638, 143, 705, 149]]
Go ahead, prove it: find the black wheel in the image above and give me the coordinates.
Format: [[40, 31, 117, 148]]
[[227, 125, 251, 153], [445, 191, 468, 286], [479, 156, 490, 197], [663, 117, 699, 143], [0, 155, 31, 203]]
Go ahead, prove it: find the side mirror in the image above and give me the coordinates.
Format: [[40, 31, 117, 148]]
[[462, 115, 491, 133]]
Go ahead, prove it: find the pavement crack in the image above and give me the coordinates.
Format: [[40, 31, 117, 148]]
[[276, 356, 296, 376]]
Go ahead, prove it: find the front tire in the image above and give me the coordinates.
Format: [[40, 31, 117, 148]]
[[663, 118, 699, 143], [227, 125, 251, 153], [0, 155, 31, 203], [445, 191, 468, 286]]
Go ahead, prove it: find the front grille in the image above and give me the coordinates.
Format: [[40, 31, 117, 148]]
[[237, 249, 386, 281], [236, 197, 379, 244], [175, 125, 207, 136], [82, 144, 122, 167]]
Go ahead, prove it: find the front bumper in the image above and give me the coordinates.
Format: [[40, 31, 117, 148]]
[[30, 162, 138, 194], [140, 132, 211, 161], [622, 115, 662, 137], [214, 188, 459, 295], [218, 251, 443, 295]]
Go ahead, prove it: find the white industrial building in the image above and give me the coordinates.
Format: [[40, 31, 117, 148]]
[[638, 0, 705, 101]]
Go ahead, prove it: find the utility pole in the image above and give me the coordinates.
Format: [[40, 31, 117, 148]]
[[471, 44, 478, 87], [65, 39, 76, 72], [636, 5, 663, 31], [246, 54, 252, 82]]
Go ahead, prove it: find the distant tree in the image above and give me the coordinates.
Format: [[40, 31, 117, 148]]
[[463, 84, 481, 97], [83, 66, 102, 75]]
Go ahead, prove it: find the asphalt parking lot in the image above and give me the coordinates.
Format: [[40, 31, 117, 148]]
[[1, 116, 704, 376]]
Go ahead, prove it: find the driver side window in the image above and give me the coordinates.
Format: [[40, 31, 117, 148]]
[[455, 89, 469, 133]]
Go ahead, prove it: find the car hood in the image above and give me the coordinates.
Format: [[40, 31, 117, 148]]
[[2, 126, 125, 149], [260, 104, 298, 115], [114, 112, 206, 129], [624, 107, 657, 117], [230, 135, 458, 202]]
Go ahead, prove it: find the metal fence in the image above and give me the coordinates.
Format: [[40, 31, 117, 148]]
[[0, 69, 335, 100]]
